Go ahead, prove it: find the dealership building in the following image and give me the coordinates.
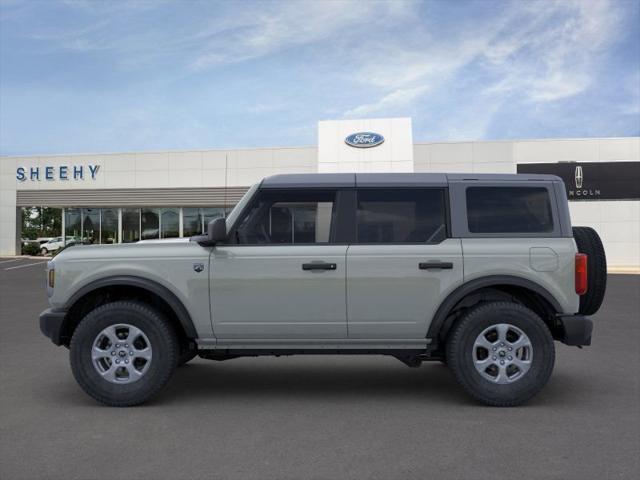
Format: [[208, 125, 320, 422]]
[[1, 118, 638, 269]]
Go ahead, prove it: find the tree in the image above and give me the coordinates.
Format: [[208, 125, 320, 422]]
[[21, 207, 62, 239]]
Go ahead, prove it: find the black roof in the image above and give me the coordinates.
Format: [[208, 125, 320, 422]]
[[261, 172, 561, 188]]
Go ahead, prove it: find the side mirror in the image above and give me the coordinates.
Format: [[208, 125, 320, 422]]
[[207, 217, 227, 244]]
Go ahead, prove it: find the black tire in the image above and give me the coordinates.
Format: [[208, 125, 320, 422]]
[[70, 301, 179, 407], [573, 226, 607, 315], [446, 302, 555, 407], [40, 248, 48, 256]]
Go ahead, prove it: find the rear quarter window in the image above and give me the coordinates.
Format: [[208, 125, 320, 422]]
[[466, 187, 554, 233]]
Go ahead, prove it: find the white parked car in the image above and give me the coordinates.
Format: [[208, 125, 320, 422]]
[[40, 237, 72, 255]]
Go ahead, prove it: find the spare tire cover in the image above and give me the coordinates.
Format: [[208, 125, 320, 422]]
[[573, 226, 607, 315]]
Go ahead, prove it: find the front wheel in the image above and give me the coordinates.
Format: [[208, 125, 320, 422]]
[[40, 248, 48, 256], [446, 302, 555, 407], [70, 301, 179, 407]]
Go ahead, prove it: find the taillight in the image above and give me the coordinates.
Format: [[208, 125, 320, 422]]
[[575, 253, 588, 295]]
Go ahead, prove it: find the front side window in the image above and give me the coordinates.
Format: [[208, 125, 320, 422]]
[[466, 187, 553, 234], [356, 189, 447, 244], [233, 190, 336, 245]]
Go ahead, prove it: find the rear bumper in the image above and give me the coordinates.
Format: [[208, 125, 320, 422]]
[[557, 314, 593, 346], [39, 308, 67, 346]]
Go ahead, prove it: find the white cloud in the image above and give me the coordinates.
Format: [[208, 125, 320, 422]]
[[189, 1, 414, 71], [344, 85, 429, 118], [342, 0, 625, 129]]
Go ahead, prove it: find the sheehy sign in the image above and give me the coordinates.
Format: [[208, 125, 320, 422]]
[[517, 161, 640, 201], [16, 165, 100, 182]]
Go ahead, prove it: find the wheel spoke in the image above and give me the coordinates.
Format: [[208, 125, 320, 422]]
[[508, 336, 531, 351], [474, 335, 495, 351], [496, 324, 509, 342], [91, 346, 110, 361], [133, 347, 152, 361], [125, 325, 144, 343], [125, 364, 144, 380], [103, 325, 119, 345], [99, 364, 118, 382], [512, 357, 532, 374], [495, 364, 510, 384]]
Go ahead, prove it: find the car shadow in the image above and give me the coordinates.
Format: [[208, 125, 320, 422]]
[[45, 358, 591, 408], [158, 359, 476, 406]]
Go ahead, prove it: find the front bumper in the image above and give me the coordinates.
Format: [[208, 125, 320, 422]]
[[39, 308, 67, 346], [557, 314, 593, 346]]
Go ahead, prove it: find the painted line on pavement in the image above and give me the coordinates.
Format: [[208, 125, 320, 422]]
[[0, 259, 21, 265], [4, 262, 48, 271]]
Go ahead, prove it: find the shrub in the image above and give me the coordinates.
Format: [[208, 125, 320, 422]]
[[22, 243, 41, 256]]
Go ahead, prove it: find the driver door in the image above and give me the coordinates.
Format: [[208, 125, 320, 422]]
[[210, 188, 348, 339]]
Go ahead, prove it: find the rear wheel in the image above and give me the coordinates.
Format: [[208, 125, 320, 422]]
[[70, 301, 178, 407], [446, 302, 555, 407], [573, 226, 607, 315], [40, 247, 48, 256]]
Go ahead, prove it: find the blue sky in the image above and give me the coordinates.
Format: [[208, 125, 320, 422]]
[[1, 0, 639, 155]]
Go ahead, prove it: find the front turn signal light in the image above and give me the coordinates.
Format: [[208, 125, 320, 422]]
[[48, 269, 55, 289], [575, 253, 587, 295]]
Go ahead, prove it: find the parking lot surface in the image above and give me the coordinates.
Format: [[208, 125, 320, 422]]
[[0, 259, 638, 480]]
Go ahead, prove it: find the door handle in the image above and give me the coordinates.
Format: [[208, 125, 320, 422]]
[[419, 261, 453, 270], [302, 262, 337, 271]]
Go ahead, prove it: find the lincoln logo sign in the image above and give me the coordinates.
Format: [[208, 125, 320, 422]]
[[575, 166, 583, 189], [16, 165, 100, 182], [517, 161, 640, 201], [345, 132, 385, 148]]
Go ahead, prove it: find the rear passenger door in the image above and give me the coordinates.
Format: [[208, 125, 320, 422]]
[[346, 188, 463, 339]]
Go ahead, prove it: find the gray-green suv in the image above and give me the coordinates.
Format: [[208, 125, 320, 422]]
[[39, 173, 607, 407]]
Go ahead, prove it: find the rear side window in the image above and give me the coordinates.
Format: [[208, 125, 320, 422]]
[[466, 187, 553, 233], [356, 189, 447, 243]]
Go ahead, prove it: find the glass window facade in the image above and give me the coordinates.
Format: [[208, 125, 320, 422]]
[[101, 209, 118, 244], [61, 206, 227, 244], [64, 208, 81, 240], [122, 208, 140, 243], [182, 208, 202, 237], [161, 208, 180, 238], [82, 208, 100, 244], [141, 208, 160, 240]]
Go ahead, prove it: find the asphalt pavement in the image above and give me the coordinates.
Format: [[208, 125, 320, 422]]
[[0, 258, 638, 480]]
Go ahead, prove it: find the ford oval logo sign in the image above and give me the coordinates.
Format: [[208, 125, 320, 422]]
[[345, 132, 385, 148]]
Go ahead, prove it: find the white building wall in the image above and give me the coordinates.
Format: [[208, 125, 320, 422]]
[[414, 141, 515, 173], [1, 134, 638, 269], [0, 159, 18, 255], [318, 118, 413, 173]]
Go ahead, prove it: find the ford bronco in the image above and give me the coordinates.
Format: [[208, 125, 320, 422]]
[[39, 173, 606, 406]]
